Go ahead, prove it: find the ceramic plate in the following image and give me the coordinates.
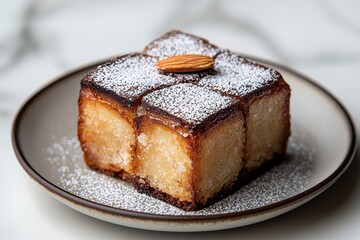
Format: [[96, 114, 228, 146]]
[[12, 57, 356, 232]]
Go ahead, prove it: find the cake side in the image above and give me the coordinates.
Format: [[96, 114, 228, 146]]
[[245, 84, 290, 170], [133, 112, 246, 210], [78, 88, 136, 180], [197, 50, 291, 171], [133, 83, 246, 210], [195, 112, 245, 204], [134, 116, 195, 203]]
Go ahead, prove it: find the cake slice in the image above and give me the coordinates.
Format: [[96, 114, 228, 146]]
[[78, 30, 291, 210], [134, 83, 245, 210], [78, 53, 201, 180], [78, 31, 220, 181], [197, 50, 291, 174]]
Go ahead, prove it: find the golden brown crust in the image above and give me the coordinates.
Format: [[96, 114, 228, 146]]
[[134, 109, 246, 208], [79, 88, 136, 124], [78, 88, 136, 181]]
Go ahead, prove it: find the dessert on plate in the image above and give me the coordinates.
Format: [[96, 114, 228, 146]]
[[78, 30, 291, 210]]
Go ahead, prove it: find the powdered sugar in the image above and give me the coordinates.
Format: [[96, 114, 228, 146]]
[[45, 124, 314, 216], [90, 54, 181, 103], [142, 83, 237, 125], [144, 30, 219, 59], [198, 51, 281, 97], [88, 53, 211, 105], [86, 34, 282, 113]]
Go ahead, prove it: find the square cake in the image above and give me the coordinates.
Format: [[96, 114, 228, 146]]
[[78, 30, 290, 210]]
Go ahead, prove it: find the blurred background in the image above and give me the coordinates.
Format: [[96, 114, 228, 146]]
[[1, 0, 360, 239]]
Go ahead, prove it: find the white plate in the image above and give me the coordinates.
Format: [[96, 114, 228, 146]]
[[12, 57, 357, 232]]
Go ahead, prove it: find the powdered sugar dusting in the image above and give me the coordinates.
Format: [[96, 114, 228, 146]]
[[86, 37, 282, 108], [90, 54, 182, 103], [45, 124, 314, 216], [198, 51, 281, 97], [142, 83, 237, 125], [144, 31, 219, 59], [87, 53, 211, 105]]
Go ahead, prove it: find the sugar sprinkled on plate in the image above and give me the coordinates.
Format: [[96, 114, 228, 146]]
[[45, 124, 314, 216]]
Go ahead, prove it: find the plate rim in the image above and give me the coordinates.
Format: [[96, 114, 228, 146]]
[[12, 56, 358, 223]]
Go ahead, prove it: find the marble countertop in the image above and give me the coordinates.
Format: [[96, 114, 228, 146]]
[[1, 0, 360, 239]]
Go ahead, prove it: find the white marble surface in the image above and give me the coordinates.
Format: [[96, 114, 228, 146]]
[[1, 0, 360, 239]]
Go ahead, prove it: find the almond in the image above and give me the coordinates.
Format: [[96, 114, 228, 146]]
[[155, 54, 214, 73]]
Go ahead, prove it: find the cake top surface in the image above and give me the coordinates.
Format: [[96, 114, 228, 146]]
[[197, 51, 282, 98], [144, 30, 219, 59], [82, 30, 284, 108], [142, 83, 238, 127], [82, 53, 202, 106]]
